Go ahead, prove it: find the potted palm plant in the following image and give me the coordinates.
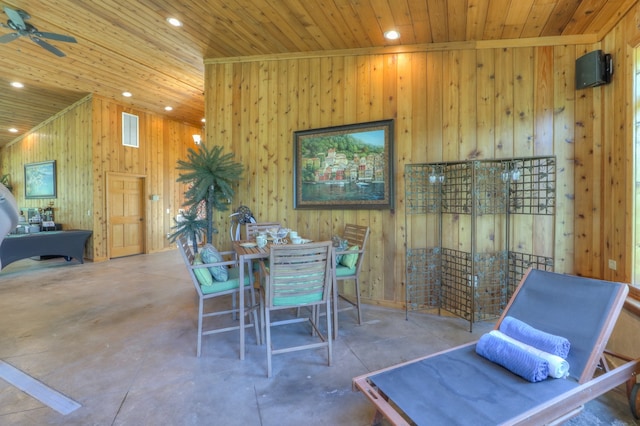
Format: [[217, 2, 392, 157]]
[[169, 144, 243, 252]]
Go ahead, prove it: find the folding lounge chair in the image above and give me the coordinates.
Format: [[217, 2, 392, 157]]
[[353, 268, 640, 425]]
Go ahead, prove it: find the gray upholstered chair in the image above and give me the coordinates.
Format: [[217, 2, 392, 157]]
[[259, 241, 333, 377]]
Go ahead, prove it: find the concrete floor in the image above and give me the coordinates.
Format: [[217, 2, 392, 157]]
[[0, 250, 637, 425]]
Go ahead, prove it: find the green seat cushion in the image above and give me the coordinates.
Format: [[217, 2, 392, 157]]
[[339, 245, 359, 269], [268, 271, 325, 306], [200, 244, 229, 282], [192, 253, 214, 286], [200, 267, 251, 294], [273, 292, 323, 306], [335, 264, 357, 277], [253, 259, 268, 271]]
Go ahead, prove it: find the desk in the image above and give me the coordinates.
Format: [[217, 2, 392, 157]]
[[233, 240, 269, 359], [1, 230, 92, 269]]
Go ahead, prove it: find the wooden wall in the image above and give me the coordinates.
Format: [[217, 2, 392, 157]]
[[204, 4, 640, 309], [0, 94, 199, 261], [2, 5, 639, 308], [1, 96, 95, 255], [90, 95, 198, 260], [599, 7, 639, 284]]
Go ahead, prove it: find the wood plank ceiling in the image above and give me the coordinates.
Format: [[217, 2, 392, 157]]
[[0, 0, 636, 147]]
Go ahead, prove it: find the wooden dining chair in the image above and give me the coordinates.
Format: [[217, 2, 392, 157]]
[[245, 222, 281, 274], [177, 235, 260, 357], [332, 224, 370, 338], [259, 241, 333, 377], [245, 222, 281, 240]]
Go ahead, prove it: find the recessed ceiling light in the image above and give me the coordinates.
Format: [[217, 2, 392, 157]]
[[201, 118, 206, 123], [164, 106, 173, 111], [10, 82, 24, 88], [8, 128, 18, 133], [384, 30, 400, 40], [122, 91, 132, 97], [166, 17, 182, 27]]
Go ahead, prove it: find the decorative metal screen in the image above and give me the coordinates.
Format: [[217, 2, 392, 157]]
[[474, 161, 508, 215], [507, 157, 556, 215], [440, 248, 472, 320], [406, 248, 440, 312], [441, 162, 472, 214], [473, 251, 509, 321], [507, 251, 554, 296], [405, 164, 442, 214], [404, 157, 555, 330]]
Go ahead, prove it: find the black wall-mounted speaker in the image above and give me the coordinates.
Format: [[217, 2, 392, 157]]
[[575, 50, 613, 90]]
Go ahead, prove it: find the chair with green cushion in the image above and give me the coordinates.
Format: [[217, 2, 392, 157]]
[[332, 224, 370, 339], [259, 241, 333, 378], [177, 236, 259, 357]]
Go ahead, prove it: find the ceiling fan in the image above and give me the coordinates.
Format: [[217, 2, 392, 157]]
[[0, 6, 76, 57]]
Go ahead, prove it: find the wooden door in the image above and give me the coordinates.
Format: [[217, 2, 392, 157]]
[[108, 174, 145, 258]]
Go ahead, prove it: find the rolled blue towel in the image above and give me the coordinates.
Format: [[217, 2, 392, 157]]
[[489, 331, 570, 379], [499, 316, 571, 359], [476, 333, 549, 383]]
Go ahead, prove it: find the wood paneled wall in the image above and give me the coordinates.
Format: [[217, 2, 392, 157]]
[[1, 96, 95, 255], [205, 4, 640, 308], [0, 94, 199, 261], [2, 6, 638, 306], [89, 95, 198, 260]]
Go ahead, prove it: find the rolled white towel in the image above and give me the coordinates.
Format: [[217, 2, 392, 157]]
[[489, 330, 570, 379]]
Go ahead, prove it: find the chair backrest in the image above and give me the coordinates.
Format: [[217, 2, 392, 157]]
[[265, 241, 333, 309], [499, 268, 629, 384], [245, 222, 281, 240], [177, 235, 195, 263], [176, 235, 204, 296], [340, 224, 370, 274]]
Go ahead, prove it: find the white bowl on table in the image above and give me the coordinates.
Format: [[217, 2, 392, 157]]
[[268, 227, 290, 244]]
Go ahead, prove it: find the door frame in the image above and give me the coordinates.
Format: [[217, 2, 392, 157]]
[[106, 172, 147, 259]]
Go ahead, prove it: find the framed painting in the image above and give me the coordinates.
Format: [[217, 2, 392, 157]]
[[24, 160, 57, 199], [293, 119, 394, 209]]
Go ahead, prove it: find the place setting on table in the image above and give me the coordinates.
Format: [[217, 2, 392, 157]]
[[233, 226, 315, 278], [237, 227, 312, 251]]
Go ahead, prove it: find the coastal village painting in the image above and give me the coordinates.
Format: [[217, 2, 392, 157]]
[[294, 120, 394, 209]]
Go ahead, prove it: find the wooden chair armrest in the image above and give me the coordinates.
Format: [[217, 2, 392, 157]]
[[190, 263, 235, 271], [191, 257, 238, 269]]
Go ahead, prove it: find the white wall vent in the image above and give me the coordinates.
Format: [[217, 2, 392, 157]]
[[122, 112, 139, 148]]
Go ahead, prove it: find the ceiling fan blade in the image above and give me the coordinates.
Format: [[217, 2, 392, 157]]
[[35, 32, 77, 43], [31, 36, 65, 57], [3, 6, 26, 31], [0, 32, 20, 43]]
